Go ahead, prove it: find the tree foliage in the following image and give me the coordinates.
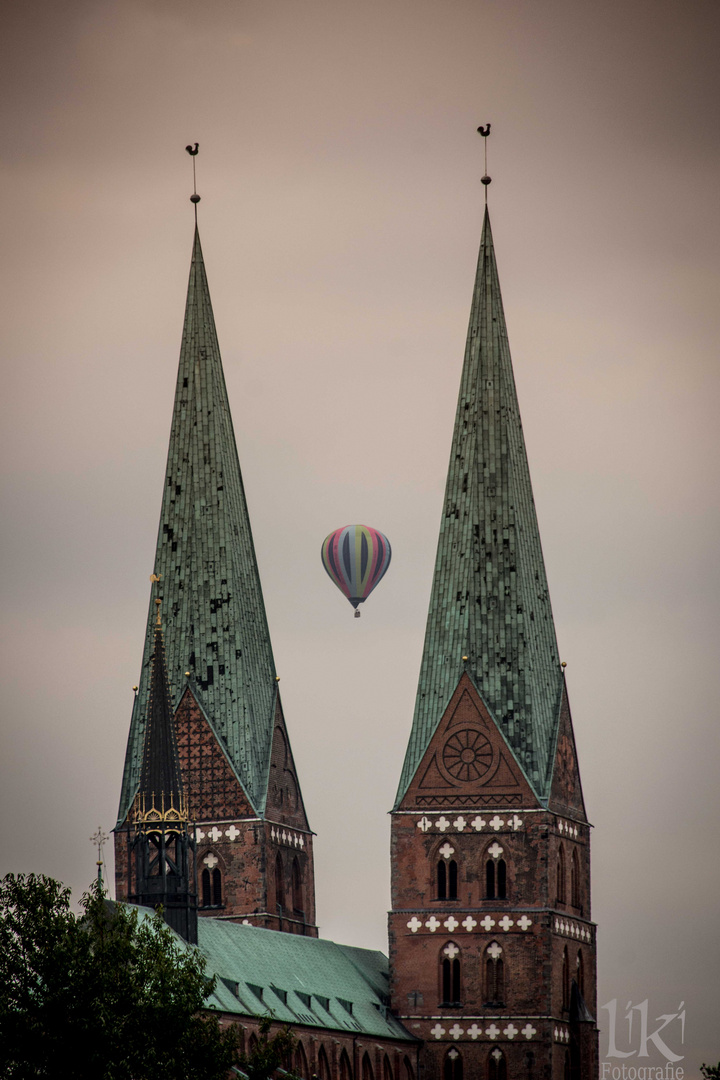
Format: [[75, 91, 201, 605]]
[[236, 1016, 302, 1080], [0, 873, 238, 1079], [700, 1066, 720, 1080]]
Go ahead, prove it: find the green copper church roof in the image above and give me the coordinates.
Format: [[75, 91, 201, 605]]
[[395, 207, 563, 807], [118, 227, 277, 824]]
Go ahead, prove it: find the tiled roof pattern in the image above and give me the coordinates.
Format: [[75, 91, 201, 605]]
[[198, 919, 414, 1041], [138, 621, 185, 809], [118, 227, 277, 824], [395, 208, 563, 806]]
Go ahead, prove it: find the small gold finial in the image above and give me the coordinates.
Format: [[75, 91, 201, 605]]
[[275, 676, 280, 682], [561, 661, 567, 669], [132, 685, 138, 692], [462, 655, 468, 662], [155, 598, 162, 627], [185, 671, 191, 677]]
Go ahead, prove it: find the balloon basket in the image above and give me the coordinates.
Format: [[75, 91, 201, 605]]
[[354, 610, 361, 618]]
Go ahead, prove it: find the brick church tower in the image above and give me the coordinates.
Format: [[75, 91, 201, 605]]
[[114, 223, 317, 936], [389, 206, 598, 1079]]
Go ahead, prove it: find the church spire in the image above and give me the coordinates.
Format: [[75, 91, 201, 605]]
[[395, 206, 563, 805], [117, 223, 278, 824]]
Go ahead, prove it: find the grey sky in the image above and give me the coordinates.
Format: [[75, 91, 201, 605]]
[[1, 0, 718, 1070]]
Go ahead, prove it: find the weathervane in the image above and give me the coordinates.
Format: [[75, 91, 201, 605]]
[[477, 123, 492, 199], [90, 826, 108, 885], [185, 142, 200, 219]]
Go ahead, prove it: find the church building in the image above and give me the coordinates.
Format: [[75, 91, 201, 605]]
[[113, 167, 598, 1080]]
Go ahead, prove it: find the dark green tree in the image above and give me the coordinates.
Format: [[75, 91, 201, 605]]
[[236, 1016, 302, 1080], [0, 872, 238, 1079], [700, 1066, 720, 1080]]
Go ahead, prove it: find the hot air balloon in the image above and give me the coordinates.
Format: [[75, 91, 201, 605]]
[[321, 525, 391, 617]]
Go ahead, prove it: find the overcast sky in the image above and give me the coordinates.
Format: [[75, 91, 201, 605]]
[[1, 0, 719, 1070]]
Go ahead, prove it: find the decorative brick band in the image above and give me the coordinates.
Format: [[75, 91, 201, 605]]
[[416, 814, 523, 834]]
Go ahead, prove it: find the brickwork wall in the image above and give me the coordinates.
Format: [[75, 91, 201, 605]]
[[389, 675, 598, 1080]]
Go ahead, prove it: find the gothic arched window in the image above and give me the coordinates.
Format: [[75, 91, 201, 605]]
[[201, 868, 211, 908], [317, 1046, 330, 1080], [437, 860, 447, 899], [275, 852, 285, 912], [571, 849, 581, 908], [383, 1055, 394, 1080], [444, 1049, 463, 1080], [294, 1041, 309, 1079], [488, 1048, 507, 1080], [212, 866, 222, 906], [448, 859, 458, 899], [362, 1052, 375, 1080], [441, 945, 461, 1005], [562, 946, 570, 1010], [497, 858, 507, 899], [486, 859, 495, 899], [340, 1050, 353, 1080], [403, 1057, 415, 1080], [576, 949, 585, 996], [556, 845, 567, 905], [292, 858, 303, 915], [485, 942, 505, 1004]]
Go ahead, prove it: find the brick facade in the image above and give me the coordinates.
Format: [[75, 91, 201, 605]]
[[389, 675, 598, 1080]]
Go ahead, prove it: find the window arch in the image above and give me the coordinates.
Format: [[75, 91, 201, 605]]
[[275, 851, 285, 912], [383, 1054, 393, 1080], [438, 859, 458, 900], [339, 1049, 353, 1080], [563, 1050, 571, 1080], [571, 848, 581, 908], [485, 851, 507, 900], [248, 1033, 259, 1054], [484, 942, 505, 1005], [201, 868, 211, 908], [294, 1040, 310, 1078], [362, 1052, 375, 1080], [444, 1048, 463, 1080], [556, 845, 567, 905], [576, 949, 585, 996], [488, 1048, 507, 1080], [292, 857, 303, 915], [441, 943, 461, 1005], [212, 867, 222, 906], [317, 1046, 330, 1080], [403, 1057, 415, 1080], [562, 945, 570, 1010]]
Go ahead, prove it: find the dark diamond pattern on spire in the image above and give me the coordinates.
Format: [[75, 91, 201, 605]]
[[396, 208, 563, 805], [118, 227, 277, 823]]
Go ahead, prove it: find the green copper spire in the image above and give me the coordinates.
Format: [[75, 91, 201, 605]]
[[118, 226, 277, 823], [395, 207, 563, 806]]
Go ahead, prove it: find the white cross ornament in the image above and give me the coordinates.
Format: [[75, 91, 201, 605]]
[[453, 816, 467, 831], [517, 915, 532, 931], [196, 828, 206, 841], [487, 941, 502, 960], [425, 916, 441, 932], [443, 943, 460, 959], [444, 916, 459, 932], [504, 1024, 519, 1040], [448, 1049, 459, 1060], [430, 1024, 445, 1040], [417, 817, 433, 832], [203, 853, 218, 869], [449, 1024, 464, 1041], [488, 841, 504, 859], [208, 826, 223, 843], [407, 917, 422, 933], [499, 915, 514, 931], [439, 842, 455, 860], [522, 1024, 536, 1040], [486, 1023, 501, 1040], [471, 816, 486, 831], [489, 815, 504, 831], [225, 825, 240, 841], [510, 815, 523, 830], [435, 817, 450, 832], [467, 1024, 482, 1040], [492, 1049, 503, 1061], [462, 916, 477, 932], [480, 916, 496, 931]]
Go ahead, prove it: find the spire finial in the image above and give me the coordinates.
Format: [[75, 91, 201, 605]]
[[90, 826, 108, 885], [155, 597, 162, 628], [185, 143, 200, 220], [477, 123, 492, 200]]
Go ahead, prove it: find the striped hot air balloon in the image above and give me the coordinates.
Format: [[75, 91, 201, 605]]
[[321, 525, 391, 617]]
